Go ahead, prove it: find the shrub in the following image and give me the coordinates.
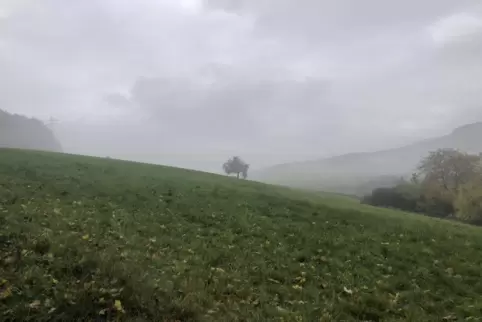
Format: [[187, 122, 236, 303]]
[[362, 183, 421, 213], [454, 180, 482, 224], [417, 195, 454, 218]]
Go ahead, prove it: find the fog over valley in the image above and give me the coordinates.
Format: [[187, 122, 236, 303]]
[[2, 0, 482, 176]]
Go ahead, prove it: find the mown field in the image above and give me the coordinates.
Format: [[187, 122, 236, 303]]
[[1, 148, 482, 321]]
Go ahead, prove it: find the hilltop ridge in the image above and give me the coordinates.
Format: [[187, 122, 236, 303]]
[[253, 122, 482, 195]]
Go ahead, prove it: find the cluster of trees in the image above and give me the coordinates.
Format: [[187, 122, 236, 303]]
[[0, 109, 62, 152], [223, 156, 249, 179], [363, 149, 482, 224]]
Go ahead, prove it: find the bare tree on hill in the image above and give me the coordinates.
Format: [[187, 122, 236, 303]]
[[223, 156, 249, 179]]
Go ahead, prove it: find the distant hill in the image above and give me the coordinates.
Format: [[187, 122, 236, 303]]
[[252, 122, 482, 195], [0, 109, 62, 152]]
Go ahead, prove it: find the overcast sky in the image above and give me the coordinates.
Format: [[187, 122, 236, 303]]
[[1, 0, 482, 171]]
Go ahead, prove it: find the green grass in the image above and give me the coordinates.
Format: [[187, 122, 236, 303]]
[[1, 148, 482, 321]]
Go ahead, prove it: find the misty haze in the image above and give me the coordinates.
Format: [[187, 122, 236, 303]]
[[2, 0, 482, 321]]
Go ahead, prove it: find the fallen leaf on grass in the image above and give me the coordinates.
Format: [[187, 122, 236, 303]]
[[0, 280, 12, 299], [343, 287, 353, 295], [28, 300, 41, 309], [211, 267, 225, 273], [114, 299, 125, 313], [276, 306, 290, 314], [3, 255, 18, 265], [268, 278, 281, 284]]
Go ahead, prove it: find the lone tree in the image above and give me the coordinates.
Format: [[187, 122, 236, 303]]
[[223, 156, 249, 179], [418, 148, 482, 200]]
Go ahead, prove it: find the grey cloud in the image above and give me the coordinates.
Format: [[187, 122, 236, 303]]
[[103, 93, 133, 109], [204, 0, 481, 79], [125, 75, 333, 147], [204, 0, 474, 39]]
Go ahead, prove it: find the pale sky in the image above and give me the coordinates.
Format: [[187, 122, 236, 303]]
[[1, 0, 482, 171]]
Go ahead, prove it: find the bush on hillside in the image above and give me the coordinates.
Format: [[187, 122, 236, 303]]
[[454, 180, 482, 224], [363, 182, 455, 218], [417, 149, 482, 220], [365, 149, 482, 223], [416, 194, 454, 218], [418, 149, 481, 196], [362, 183, 422, 213]]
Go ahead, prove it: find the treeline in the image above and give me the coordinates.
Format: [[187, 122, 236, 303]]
[[363, 149, 482, 225], [0, 109, 62, 152]]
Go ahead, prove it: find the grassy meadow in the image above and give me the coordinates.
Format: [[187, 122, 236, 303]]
[[1, 148, 482, 321]]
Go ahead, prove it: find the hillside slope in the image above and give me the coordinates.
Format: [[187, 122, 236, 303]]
[[0, 109, 62, 152], [253, 122, 482, 195], [1, 149, 482, 321]]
